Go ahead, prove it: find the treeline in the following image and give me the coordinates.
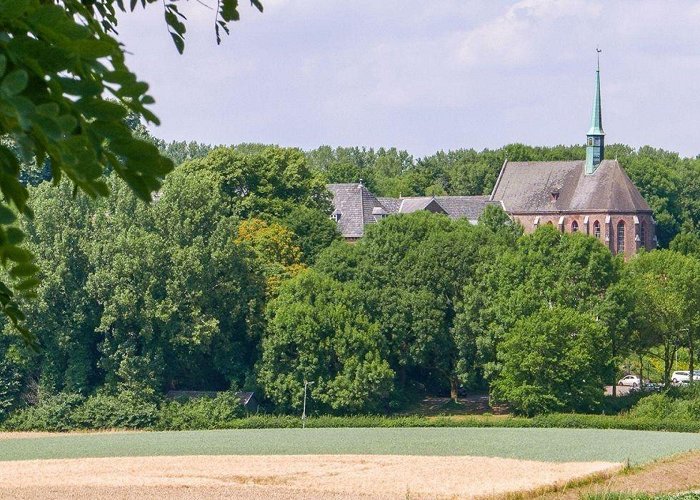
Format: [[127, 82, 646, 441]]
[[1, 141, 699, 423], [152, 139, 700, 248]]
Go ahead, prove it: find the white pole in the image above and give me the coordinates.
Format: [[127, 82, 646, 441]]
[[302, 381, 313, 428], [302, 381, 307, 428]]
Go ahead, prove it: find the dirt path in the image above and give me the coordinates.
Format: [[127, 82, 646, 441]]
[[0, 454, 619, 499], [535, 451, 700, 499]]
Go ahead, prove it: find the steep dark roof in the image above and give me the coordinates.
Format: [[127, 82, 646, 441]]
[[435, 196, 500, 221], [398, 197, 446, 214], [490, 160, 651, 213], [327, 183, 386, 238], [328, 184, 496, 238]]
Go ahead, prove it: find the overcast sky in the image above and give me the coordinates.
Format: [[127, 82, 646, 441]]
[[117, 0, 700, 158]]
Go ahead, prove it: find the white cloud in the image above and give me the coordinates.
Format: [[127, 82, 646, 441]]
[[458, 0, 602, 67]]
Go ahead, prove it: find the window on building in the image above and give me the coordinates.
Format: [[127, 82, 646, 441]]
[[588, 137, 594, 146], [571, 221, 579, 232], [617, 221, 625, 253], [331, 211, 341, 222], [551, 192, 559, 202], [640, 222, 646, 248], [593, 220, 600, 238]]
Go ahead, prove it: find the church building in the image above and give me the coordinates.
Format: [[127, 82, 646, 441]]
[[328, 60, 655, 258]]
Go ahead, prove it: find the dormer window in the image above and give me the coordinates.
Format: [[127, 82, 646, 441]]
[[331, 210, 342, 222], [551, 192, 560, 202]]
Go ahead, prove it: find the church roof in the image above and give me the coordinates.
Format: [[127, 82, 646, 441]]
[[490, 159, 651, 214]]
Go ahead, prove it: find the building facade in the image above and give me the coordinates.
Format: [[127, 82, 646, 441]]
[[328, 62, 656, 257]]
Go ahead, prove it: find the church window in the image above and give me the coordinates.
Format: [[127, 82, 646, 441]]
[[571, 221, 579, 232], [593, 220, 601, 238], [640, 222, 646, 248], [617, 221, 625, 253], [587, 137, 594, 146]]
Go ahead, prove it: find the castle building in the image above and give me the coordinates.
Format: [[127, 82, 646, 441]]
[[328, 59, 655, 257]]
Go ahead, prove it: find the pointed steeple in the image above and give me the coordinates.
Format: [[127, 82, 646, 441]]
[[585, 48, 605, 174]]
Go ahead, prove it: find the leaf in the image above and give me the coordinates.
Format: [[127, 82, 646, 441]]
[[170, 32, 184, 54], [5, 227, 24, 245], [220, 0, 240, 22], [0, 206, 16, 224], [0, 0, 30, 19], [9, 263, 39, 279], [250, 0, 264, 12], [58, 77, 102, 97], [14, 277, 40, 291], [1, 70, 29, 96], [2, 246, 32, 263], [0, 55, 6, 77], [76, 98, 127, 121]]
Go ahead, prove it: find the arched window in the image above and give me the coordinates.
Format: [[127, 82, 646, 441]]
[[571, 220, 579, 233], [640, 222, 646, 248], [617, 221, 625, 253], [593, 220, 601, 239]]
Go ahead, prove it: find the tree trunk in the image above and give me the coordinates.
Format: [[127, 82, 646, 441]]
[[638, 353, 644, 389], [450, 376, 458, 402], [611, 342, 617, 397], [689, 333, 695, 386]]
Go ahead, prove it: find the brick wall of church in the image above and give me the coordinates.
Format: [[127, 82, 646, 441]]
[[511, 212, 656, 259]]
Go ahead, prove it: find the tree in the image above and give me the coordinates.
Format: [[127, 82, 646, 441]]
[[491, 306, 609, 415], [0, 0, 263, 337], [279, 206, 340, 264], [177, 146, 331, 220], [258, 270, 394, 413], [234, 218, 306, 295], [622, 250, 700, 386]]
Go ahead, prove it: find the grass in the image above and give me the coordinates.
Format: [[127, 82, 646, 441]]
[[584, 494, 700, 499], [1, 427, 700, 464]]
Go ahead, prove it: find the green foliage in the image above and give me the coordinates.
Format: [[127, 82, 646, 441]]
[[0, 0, 266, 336], [492, 307, 610, 415], [259, 270, 394, 413], [4, 392, 84, 431], [3, 142, 342, 414], [629, 385, 700, 422], [158, 392, 247, 430], [280, 205, 340, 264], [72, 390, 159, 429], [621, 250, 700, 385]]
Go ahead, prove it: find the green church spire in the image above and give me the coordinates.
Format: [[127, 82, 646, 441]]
[[585, 48, 605, 174]]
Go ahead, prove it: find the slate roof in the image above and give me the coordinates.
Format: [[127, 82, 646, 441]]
[[398, 197, 446, 214], [327, 183, 497, 238], [327, 183, 385, 238], [490, 160, 651, 214], [435, 196, 498, 222]]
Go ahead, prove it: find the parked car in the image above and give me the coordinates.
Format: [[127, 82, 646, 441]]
[[671, 371, 700, 384], [618, 375, 641, 387]]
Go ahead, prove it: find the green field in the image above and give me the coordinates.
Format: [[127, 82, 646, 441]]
[[2, 427, 700, 465]]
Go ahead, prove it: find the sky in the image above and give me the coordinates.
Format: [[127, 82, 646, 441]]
[[117, 0, 700, 158]]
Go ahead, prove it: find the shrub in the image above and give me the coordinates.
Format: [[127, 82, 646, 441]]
[[3, 393, 85, 431], [72, 390, 160, 429], [629, 385, 700, 422], [158, 392, 246, 430]]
